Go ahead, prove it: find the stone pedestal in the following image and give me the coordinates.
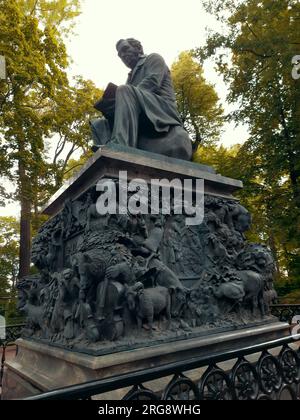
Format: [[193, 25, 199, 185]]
[[41, 144, 243, 217], [4, 145, 284, 399], [2, 322, 291, 399]]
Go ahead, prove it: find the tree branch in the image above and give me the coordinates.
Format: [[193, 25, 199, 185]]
[[235, 47, 273, 59], [53, 134, 67, 165], [246, 23, 259, 40], [30, 0, 39, 16], [63, 163, 83, 177], [60, 144, 79, 177]]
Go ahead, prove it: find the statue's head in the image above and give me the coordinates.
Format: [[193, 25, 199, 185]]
[[116, 38, 144, 69], [234, 204, 251, 233]]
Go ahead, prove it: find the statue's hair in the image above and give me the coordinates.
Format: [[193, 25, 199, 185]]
[[116, 38, 144, 55]]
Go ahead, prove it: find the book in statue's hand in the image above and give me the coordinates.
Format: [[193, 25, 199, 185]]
[[94, 82, 118, 116], [103, 82, 118, 99]]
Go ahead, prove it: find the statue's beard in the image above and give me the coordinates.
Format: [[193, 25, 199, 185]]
[[122, 54, 139, 69]]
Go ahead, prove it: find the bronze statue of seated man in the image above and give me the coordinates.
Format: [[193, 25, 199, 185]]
[[90, 38, 192, 161]]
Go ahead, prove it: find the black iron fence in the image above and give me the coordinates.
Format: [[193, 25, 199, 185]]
[[25, 333, 300, 401], [1, 305, 299, 400], [0, 324, 25, 389], [271, 304, 300, 324]]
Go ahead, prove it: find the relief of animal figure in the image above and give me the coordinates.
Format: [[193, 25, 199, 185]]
[[263, 288, 278, 314], [169, 286, 190, 318], [124, 282, 171, 331], [17, 275, 47, 334], [148, 258, 184, 289], [214, 270, 266, 317], [21, 303, 46, 333], [71, 250, 108, 304]]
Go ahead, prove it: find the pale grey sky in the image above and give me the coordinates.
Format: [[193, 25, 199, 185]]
[[1, 0, 249, 217], [67, 0, 217, 86], [65, 0, 249, 146]]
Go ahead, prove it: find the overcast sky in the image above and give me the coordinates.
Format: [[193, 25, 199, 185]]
[[1, 0, 249, 217], [67, 0, 217, 87], [65, 0, 249, 145]]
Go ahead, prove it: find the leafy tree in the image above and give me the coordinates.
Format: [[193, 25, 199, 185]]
[[38, 77, 102, 201], [18, 0, 80, 34], [63, 150, 94, 181], [171, 51, 224, 145], [198, 0, 300, 287], [0, 216, 19, 297], [194, 143, 239, 177], [0, 0, 82, 278], [195, 141, 300, 292]]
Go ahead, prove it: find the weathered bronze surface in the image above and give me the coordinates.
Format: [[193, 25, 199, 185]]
[[90, 38, 193, 160], [18, 149, 278, 355]]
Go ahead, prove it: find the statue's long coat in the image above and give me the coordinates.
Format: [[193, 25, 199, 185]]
[[90, 53, 182, 145], [126, 53, 181, 133]]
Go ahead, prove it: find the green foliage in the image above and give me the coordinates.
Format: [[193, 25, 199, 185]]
[[194, 143, 240, 177], [0, 0, 81, 194], [198, 0, 300, 293], [43, 77, 102, 195], [0, 1, 104, 277], [0, 216, 19, 297], [195, 140, 299, 292], [0, 0, 101, 200], [280, 289, 300, 304], [198, 0, 300, 202], [63, 150, 93, 181], [171, 51, 224, 144], [19, 0, 81, 34], [0, 0, 77, 277]]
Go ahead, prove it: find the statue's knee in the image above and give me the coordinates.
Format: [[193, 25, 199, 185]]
[[116, 84, 132, 96]]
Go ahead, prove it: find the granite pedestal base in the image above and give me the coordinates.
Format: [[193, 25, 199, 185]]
[[2, 322, 291, 399], [9, 145, 284, 399]]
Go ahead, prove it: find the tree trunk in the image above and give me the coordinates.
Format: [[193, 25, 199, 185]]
[[267, 230, 280, 280], [18, 161, 31, 280], [279, 105, 300, 207]]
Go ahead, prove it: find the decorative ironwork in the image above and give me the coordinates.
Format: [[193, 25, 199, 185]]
[[199, 366, 234, 400], [23, 334, 300, 401], [0, 324, 25, 390], [231, 358, 259, 400], [279, 347, 300, 385], [257, 352, 283, 395], [277, 385, 297, 400], [257, 394, 274, 400], [162, 374, 199, 400], [123, 384, 159, 401], [1, 324, 24, 347], [271, 304, 300, 324]]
